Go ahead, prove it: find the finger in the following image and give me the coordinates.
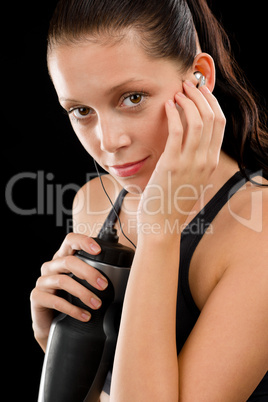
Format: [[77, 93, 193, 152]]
[[164, 99, 183, 157], [182, 82, 215, 153], [174, 91, 203, 155], [36, 274, 102, 310], [199, 86, 226, 156], [41, 255, 108, 291], [32, 288, 92, 322], [53, 233, 101, 259]]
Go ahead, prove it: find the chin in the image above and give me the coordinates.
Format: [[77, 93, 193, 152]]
[[116, 173, 151, 195]]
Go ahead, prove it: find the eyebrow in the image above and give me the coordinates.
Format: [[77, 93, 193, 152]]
[[105, 78, 145, 95], [59, 78, 146, 104]]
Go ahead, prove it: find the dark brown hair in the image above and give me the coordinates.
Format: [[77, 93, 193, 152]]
[[48, 0, 268, 179]]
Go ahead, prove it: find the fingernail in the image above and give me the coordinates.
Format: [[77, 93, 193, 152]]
[[89, 242, 101, 253], [184, 80, 195, 87], [167, 100, 175, 107], [91, 297, 102, 309], [81, 311, 91, 321], [97, 277, 108, 290]]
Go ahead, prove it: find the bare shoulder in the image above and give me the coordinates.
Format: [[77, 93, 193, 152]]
[[227, 174, 268, 229], [214, 176, 268, 280], [180, 181, 268, 401], [225, 177, 268, 258], [190, 177, 268, 309], [72, 174, 122, 236]]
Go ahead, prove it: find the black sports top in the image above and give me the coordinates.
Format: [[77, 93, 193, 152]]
[[102, 171, 268, 400]]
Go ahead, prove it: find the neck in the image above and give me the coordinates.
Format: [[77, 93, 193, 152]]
[[209, 151, 239, 192]]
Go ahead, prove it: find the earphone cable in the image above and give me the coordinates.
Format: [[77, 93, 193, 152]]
[[93, 159, 136, 249]]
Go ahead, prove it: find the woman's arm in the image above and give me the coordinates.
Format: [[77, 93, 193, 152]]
[[178, 219, 268, 401], [111, 235, 181, 400], [110, 82, 225, 401]]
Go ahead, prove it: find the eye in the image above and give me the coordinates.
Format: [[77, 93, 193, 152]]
[[74, 107, 91, 117], [121, 93, 145, 107], [68, 106, 95, 122]]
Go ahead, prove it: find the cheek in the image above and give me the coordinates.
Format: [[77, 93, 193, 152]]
[[143, 104, 169, 151], [71, 102, 169, 160], [71, 125, 100, 158]]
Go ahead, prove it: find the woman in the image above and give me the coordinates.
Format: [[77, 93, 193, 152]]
[[30, 0, 268, 400]]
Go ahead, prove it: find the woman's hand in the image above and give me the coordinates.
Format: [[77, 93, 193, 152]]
[[30, 233, 108, 351], [138, 81, 225, 235]]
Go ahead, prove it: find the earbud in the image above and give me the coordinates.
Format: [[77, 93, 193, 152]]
[[194, 71, 206, 88]]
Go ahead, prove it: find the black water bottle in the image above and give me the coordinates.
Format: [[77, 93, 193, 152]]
[[38, 227, 135, 402]]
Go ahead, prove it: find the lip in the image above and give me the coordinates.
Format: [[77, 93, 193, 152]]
[[109, 157, 148, 177]]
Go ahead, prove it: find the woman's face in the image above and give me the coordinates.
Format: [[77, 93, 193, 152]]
[[49, 36, 186, 192]]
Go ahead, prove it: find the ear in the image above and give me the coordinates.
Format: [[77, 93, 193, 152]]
[[185, 53, 216, 92]]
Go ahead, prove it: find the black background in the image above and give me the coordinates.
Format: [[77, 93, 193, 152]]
[[5, 1, 266, 400]]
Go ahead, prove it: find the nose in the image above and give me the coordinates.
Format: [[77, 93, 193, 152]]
[[97, 116, 132, 153]]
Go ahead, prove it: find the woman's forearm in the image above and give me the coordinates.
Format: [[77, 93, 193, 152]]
[[110, 232, 180, 401]]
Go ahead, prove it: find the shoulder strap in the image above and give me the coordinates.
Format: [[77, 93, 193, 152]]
[[179, 170, 248, 315], [182, 171, 246, 238]]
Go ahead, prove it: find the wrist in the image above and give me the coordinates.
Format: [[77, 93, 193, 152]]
[[32, 323, 50, 352], [137, 215, 182, 239], [34, 332, 48, 352], [137, 220, 181, 249]]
